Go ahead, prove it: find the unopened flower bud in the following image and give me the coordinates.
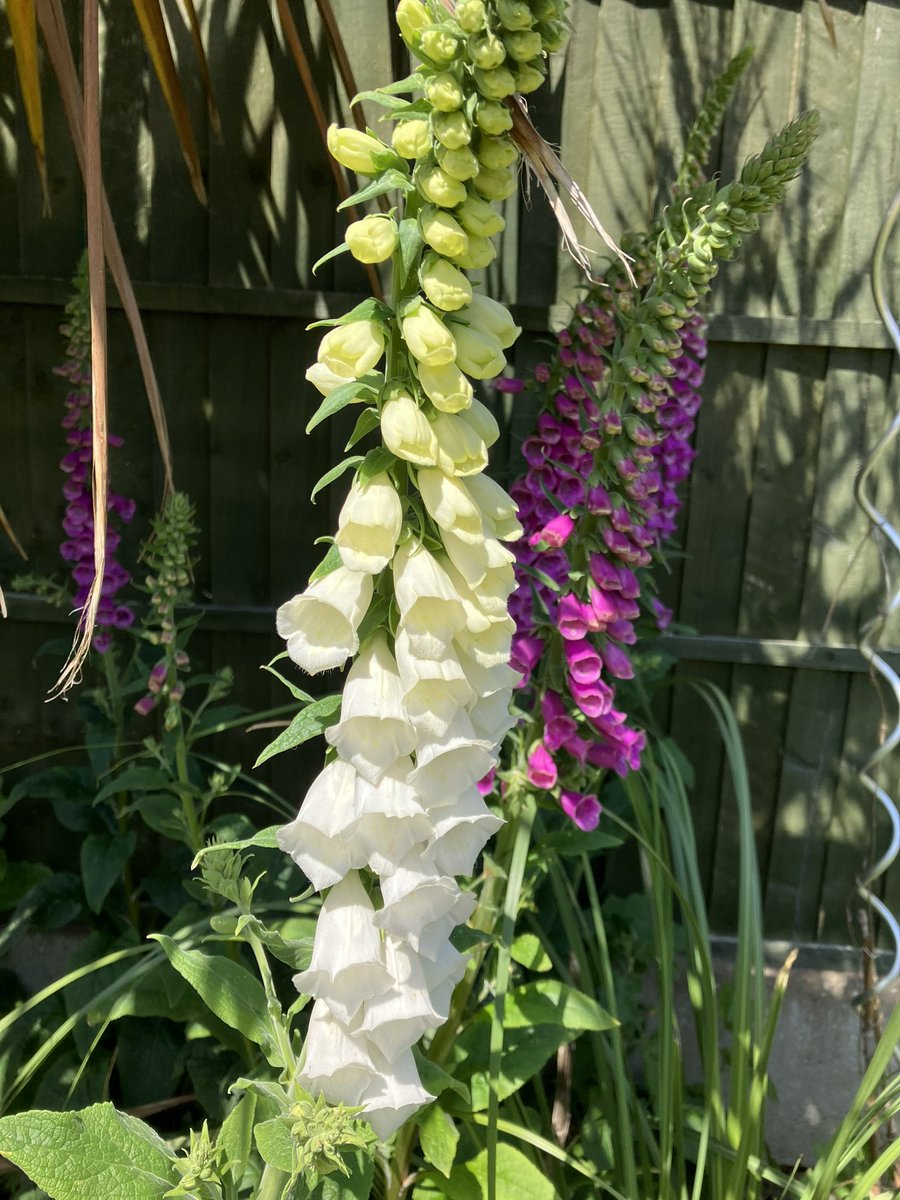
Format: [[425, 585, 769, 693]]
[[435, 143, 480, 181], [538, 20, 568, 52], [474, 100, 513, 136], [417, 360, 473, 413], [473, 65, 517, 100], [396, 0, 430, 45], [381, 393, 440, 466], [432, 110, 472, 149], [420, 253, 473, 312], [468, 31, 506, 68], [345, 214, 398, 264], [497, 0, 534, 30], [420, 28, 461, 64], [471, 164, 516, 201], [532, 0, 561, 17], [452, 324, 506, 379], [318, 319, 385, 376], [458, 396, 500, 447], [414, 161, 468, 208], [419, 206, 469, 258], [514, 63, 546, 94], [476, 135, 518, 171], [451, 232, 496, 269], [504, 29, 542, 61], [402, 304, 457, 366], [326, 124, 394, 175], [455, 193, 505, 237], [463, 293, 521, 349], [392, 118, 432, 159], [456, 0, 487, 34], [425, 71, 465, 112]]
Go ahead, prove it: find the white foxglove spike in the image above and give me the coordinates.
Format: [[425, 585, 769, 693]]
[[357, 939, 445, 1060], [324, 632, 418, 783]]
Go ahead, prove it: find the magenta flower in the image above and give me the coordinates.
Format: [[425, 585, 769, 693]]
[[526, 743, 558, 789], [560, 790, 602, 832], [528, 512, 575, 550]]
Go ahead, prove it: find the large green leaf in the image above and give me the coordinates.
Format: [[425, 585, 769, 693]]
[[0, 1104, 178, 1200], [482, 980, 617, 1033], [419, 1106, 459, 1179], [453, 1024, 571, 1113], [254, 695, 342, 768], [150, 935, 278, 1063], [80, 830, 136, 913], [443, 1144, 557, 1200]]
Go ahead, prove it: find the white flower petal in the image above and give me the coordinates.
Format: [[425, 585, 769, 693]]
[[455, 647, 521, 697], [417, 467, 484, 544], [336, 472, 404, 574], [428, 787, 504, 875], [454, 618, 515, 670], [359, 1046, 435, 1139], [395, 629, 474, 736], [277, 567, 373, 675], [357, 939, 444, 1060], [324, 632, 418, 783], [297, 999, 378, 1106], [468, 688, 518, 745], [393, 540, 468, 657], [277, 759, 362, 890]]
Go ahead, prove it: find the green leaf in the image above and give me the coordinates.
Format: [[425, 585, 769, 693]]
[[309, 542, 343, 584], [483, 980, 617, 1033], [350, 72, 422, 104], [80, 831, 137, 913], [150, 935, 279, 1062], [398, 216, 424, 287], [319, 1150, 375, 1199], [306, 378, 380, 436], [358, 446, 398, 485], [128, 794, 185, 841], [190, 825, 281, 867], [453, 1024, 571, 1113], [419, 1106, 459, 1178], [414, 1052, 470, 1106], [509, 933, 552, 973], [253, 695, 343, 769], [538, 826, 623, 857], [308, 299, 391, 330], [260, 663, 314, 704], [0, 1103, 178, 1200], [338, 168, 416, 211], [93, 766, 171, 806], [218, 1092, 257, 1188], [0, 859, 52, 911], [313, 240, 350, 275], [310, 456, 365, 505], [447, 1144, 557, 1200], [345, 407, 381, 450], [254, 1117, 294, 1172]]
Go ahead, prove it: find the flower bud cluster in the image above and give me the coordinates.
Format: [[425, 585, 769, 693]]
[[55, 259, 135, 653], [276, 0, 565, 1137]]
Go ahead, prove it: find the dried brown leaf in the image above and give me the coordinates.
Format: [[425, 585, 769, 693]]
[[178, 0, 221, 140], [6, 0, 50, 214]]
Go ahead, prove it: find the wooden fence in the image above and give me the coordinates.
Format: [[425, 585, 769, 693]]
[[0, 0, 898, 944]]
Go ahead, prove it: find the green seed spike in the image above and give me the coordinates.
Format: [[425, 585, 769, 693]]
[[674, 45, 755, 197]]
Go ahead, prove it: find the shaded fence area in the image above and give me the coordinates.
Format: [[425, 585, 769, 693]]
[[1, 0, 898, 944]]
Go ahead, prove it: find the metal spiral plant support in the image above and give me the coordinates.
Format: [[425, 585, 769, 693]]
[[853, 184, 900, 1006]]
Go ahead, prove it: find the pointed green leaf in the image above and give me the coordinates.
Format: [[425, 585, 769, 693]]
[[313, 240, 350, 275], [307, 301, 391, 330], [398, 216, 424, 287], [217, 1092, 257, 1190], [450, 1144, 556, 1200], [306, 377, 379, 435], [358, 446, 398, 485], [310, 456, 365, 505], [191, 826, 281, 868], [419, 1106, 459, 1178], [253, 694, 343, 769], [80, 830, 137, 913], [345, 407, 381, 450], [509, 933, 552, 973], [309, 541, 344, 583], [254, 1118, 294, 1172], [93, 766, 171, 806], [350, 71, 422, 104], [338, 168, 416, 211]]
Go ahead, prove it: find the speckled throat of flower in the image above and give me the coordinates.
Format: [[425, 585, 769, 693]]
[[273, 0, 570, 1140]]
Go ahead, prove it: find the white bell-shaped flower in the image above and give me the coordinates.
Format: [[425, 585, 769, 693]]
[[427, 786, 504, 875], [414, 892, 477, 960], [455, 647, 521, 698], [324, 632, 418, 783], [297, 999, 378, 1107], [306, 361, 354, 397], [454, 615, 515, 670], [417, 467, 484, 545], [395, 628, 474, 737], [374, 853, 476, 956], [393, 540, 468, 658], [409, 710, 496, 801], [277, 759, 361, 890], [293, 872, 393, 1024], [430, 411, 489, 477], [468, 687, 517, 746], [335, 472, 403, 574], [436, 555, 493, 633], [357, 938, 445, 1061], [420, 937, 468, 1020], [277, 566, 373, 675], [359, 1046, 435, 1139], [353, 760, 433, 876], [464, 473, 523, 541]]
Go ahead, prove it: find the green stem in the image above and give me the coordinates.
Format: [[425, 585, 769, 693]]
[[256, 1163, 290, 1200], [248, 932, 297, 1080], [101, 650, 142, 933]]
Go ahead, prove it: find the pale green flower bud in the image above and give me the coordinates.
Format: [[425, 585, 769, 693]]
[[455, 193, 506, 237], [497, 0, 534, 30], [476, 135, 519, 171], [475, 99, 513, 135], [421, 28, 462, 65], [420, 253, 473, 312], [435, 143, 480, 181], [393, 118, 433, 159], [381, 392, 440, 466], [431, 411, 489, 476], [319, 319, 385, 376], [417, 361, 473, 413], [473, 65, 517, 100], [425, 71, 466, 112], [462, 293, 521, 348], [538, 20, 568, 52], [531, 0, 562, 17], [345, 214, 398, 264], [468, 31, 506, 69], [514, 62, 546, 94], [471, 164, 516, 201], [327, 123, 394, 176], [458, 396, 500, 446], [402, 304, 457, 366], [432, 110, 472, 150], [456, 0, 487, 34], [504, 29, 543, 61], [414, 161, 468, 208], [396, 0, 430, 46], [451, 233, 497, 269], [452, 323, 506, 379], [419, 206, 470, 258]]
